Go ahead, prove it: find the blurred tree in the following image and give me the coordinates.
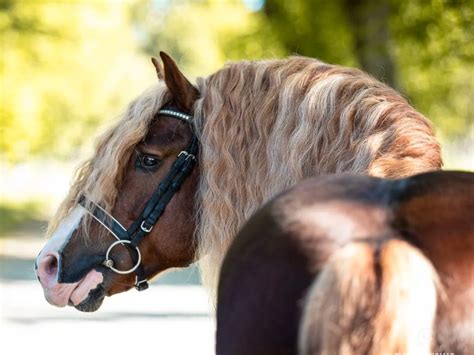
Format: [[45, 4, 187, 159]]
[[390, 0, 473, 138], [344, 0, 398, 88], [133, 0, 472, 139], [260, 0, 473, 137], [0, 0, 153, 163], [128, 0, 283, 77], [1, 0, 472, 163], [262, 0, 357, 66], [261, 0, 397, 87]]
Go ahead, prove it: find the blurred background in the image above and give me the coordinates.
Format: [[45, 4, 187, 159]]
[[1, 0, 473, 354]]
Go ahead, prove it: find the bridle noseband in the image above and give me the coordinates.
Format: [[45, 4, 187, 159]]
[[79, 108, 198, 291]]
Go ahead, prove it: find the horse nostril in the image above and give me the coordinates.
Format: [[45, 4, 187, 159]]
[[44, 254, 59, 276], [36, 253, 61, 287]]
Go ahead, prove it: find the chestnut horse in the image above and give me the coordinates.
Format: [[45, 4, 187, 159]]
[[216, 171, 473, 355], [36, 52, 441, 312]]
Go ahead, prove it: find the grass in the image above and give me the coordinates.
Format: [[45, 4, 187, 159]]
[[0, 200, 48, 238]]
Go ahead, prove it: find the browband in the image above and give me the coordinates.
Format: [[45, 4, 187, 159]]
[[158, 109, 193, 123]]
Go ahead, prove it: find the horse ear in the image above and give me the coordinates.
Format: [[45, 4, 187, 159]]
[[151, 57, 164, 80], [159, 51, 199, 112]]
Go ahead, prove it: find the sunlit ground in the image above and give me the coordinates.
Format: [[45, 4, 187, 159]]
[[1, 281, 214, 354], [1, 279, 214, 355]]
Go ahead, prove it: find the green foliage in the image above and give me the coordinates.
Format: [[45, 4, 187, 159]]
[[258, 0, 473, 138], [129, 0, 279, 77], [1, 0, 154, 163], [0, 200, 45, 236], [390, 0, 474, 138], [262, 0, 357, 66], [1, 0, 472, 163]]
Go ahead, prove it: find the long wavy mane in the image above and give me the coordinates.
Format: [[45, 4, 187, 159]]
[[48, 56, 442, 296], [193, 57, 441, 294]]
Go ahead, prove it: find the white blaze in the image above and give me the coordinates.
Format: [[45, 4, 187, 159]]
[[36, 206, 85, 265], [36, 206, 104, 307]]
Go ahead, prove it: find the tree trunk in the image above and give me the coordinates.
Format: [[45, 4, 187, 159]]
[[344, 0, 398, 89]]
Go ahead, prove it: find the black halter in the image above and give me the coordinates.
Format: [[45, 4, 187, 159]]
[[79, 108, 198, 291]]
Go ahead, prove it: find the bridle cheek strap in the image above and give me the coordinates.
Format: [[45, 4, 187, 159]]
[[78, 109, 198, 291]]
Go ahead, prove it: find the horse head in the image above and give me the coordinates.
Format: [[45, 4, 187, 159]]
[[35, 52, 201, 311]]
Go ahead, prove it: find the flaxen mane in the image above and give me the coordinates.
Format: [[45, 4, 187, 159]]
[[193, 57, 441, 294], [48, 56, 442, 295]]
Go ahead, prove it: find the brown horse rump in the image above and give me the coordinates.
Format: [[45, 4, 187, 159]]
[[216, 170, 473, 355]]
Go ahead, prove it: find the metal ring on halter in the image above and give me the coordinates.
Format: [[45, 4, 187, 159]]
[[103, 240, 141, 275]]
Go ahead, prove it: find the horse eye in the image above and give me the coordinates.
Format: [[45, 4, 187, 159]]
[[136, 154, 162, 170], [143, 155, 159, 166]]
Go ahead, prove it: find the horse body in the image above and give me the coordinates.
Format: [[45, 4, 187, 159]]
[[35, 53, 442, 313], [216, 171, 474, 354]]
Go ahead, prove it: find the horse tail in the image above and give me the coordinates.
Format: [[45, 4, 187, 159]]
[[298, 239, 441, 355]]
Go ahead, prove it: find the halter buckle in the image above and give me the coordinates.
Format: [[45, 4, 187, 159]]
[[135, 279, 149, 291], [140, 221, 153, 233]]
